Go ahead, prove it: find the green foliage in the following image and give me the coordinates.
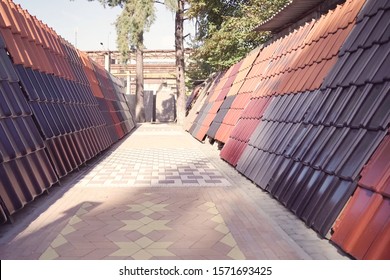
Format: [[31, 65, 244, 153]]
[[115, 0, 155, 60], [187, 0, 288, 81], [89, 0, 178, 61]]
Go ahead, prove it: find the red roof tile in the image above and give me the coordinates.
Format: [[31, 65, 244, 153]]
[[332, 187, 390, 259]]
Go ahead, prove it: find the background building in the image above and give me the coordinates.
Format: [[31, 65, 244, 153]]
[[86, 49, 189, 123]]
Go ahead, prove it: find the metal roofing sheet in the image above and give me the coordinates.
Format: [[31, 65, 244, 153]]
[[359, 134, 390, 197], [185, 0, 388, 249], [0, 32, 59, 223], [331, 187, 390, 259], [0, 0, 138, 222], [255, 0, 325, 32]]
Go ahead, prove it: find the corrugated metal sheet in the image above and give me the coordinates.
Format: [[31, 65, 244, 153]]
[[184, 73, 222, 132], [331, 187, 390, 259], [221, 96, 273, 166], [185, 0, 388, 258], [255, 0, 325, 32], [190, 67, 235, 141], [0, 0, 136, 223], [231, 0, 367, 237], [212, 50, 261, 144], [0, 31, 58, 223], [205, 61, 242, 141]]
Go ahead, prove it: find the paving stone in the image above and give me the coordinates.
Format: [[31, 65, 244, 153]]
[[0, 124, 346, 260]]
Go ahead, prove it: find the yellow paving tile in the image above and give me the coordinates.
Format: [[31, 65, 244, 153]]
[[69, 216, 82, 225], [215, 224, 230, 235], [119, 220, 144, 231], [140, 209, 154, 216], [148, 220, 171, 230], [220, 233, 236, 247], [135, 237, 154, 248], [51, 234, 68, 248], [146, 248, 176, 257], [110, 242, 141, 257], [132, 250, 153, 260], [61, 225, 76, 236], [126, 204, 145, 212], [82, 202, 93, 209], [211, 214, 224, 224], [142, 201, 154, 208], [137, 226, 156, 235], [204, 202, 216, 208], [139, 217, 154, 225], [136, 219, 171, 235], [39, 247, 59, 260], [114, 242, 141, 250], [150, 204, 169, 212], [147, 242, 173, 249], [228, 246, 246, 260], [207, 207, 219, 215], [75, 208, 88, 216], [110, 248, 140, 257]]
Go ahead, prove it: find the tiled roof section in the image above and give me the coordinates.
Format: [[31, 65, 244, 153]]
[[190, 63, 241, 142], [186, 83, 203, 111], [91, 60, 135, 141], [330, 84, 390, 260], [225, 0, 371, 237], [0, 0, 136, 223], [184, 81, 209, 132], [213, 47, 263, 145], [0, 0, 75, 79], [252, 1, 364, 97], [205, 62, 243, 140], [185, 0, 389, 258], [331, 187, 390, 259], [359, 134, 390, 197], [0, 32, 58, 224], [187, 72, 224, 138], [323, 2, 390, 89], [220, 96, 272, 166], [211, 49, 261, 144], [221, 0, 363, 169]]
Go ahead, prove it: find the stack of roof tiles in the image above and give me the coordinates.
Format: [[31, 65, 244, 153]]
[[206, 61, 243, 141], [327, 0, 390, 260], [0, 0, 135, 223], [185, 0, 389, 259], [234, 0, 367, 238], [185, 73, 222, 133], [187, 71, 226, 140], [210, 49, 260, 144]]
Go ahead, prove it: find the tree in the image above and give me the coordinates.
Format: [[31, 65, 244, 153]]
[[174, 1, 186, 125], [161, 1, 186, 125], [87, 0, 187, 125], [87, 0, 156, 123], [115, 1, 155, 123], [155, 1, 186, 125], [187, 0, 288, 80]]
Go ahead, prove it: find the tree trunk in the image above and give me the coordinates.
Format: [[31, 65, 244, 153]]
[[175, 0, 186, 125], [135, 32, 145, 123]]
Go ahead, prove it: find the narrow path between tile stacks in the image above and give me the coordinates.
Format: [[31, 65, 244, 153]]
[[0, 124, 348, 260]]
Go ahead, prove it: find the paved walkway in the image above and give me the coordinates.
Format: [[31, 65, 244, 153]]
[[0, 124, 349, 260]]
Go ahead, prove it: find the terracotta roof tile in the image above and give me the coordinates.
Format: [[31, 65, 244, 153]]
[[186, 0, 388, 249], [331, 188, 390, 259], [3, 0, 21, 34]]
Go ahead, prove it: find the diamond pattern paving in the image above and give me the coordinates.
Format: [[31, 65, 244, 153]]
[[40, 192, 245, 260], [76, 148, 231, 187], [0, 124, 346, 260]]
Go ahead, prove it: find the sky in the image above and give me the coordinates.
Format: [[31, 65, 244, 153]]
[[13, 0, 195, 51]]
